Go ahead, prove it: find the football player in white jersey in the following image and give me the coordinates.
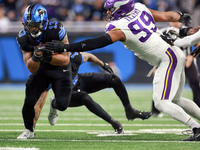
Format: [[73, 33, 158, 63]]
[[45, 0, 200, 141]]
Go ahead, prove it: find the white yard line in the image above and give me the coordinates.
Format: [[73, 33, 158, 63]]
[[0, 128, 189, 135], [0, 123, 185, 126], [0, 117, 174, 121], [0, 148, 39, 150], [0, 139, 197, 143]]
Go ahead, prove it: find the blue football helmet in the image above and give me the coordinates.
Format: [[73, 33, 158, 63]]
[[104, 0, 135, 21], [22, 4, 48, 38]]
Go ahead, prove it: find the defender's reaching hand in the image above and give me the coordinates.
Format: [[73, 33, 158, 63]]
[[45, 40, 67, 53], [178, 12, 192, 25]]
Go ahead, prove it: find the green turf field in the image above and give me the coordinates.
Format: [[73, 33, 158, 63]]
[[0, 86, 199, 150]]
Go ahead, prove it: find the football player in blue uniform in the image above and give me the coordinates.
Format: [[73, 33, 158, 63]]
[[16, 4, 72, 139], [69, 52, 151, 121], [45, 0, 200, 141], [34, 52, 152, 135]]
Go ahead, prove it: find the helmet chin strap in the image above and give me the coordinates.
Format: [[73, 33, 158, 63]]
[[30, 30, 42, 38]]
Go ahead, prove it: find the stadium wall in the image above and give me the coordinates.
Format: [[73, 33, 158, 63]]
[[0, 32, 154, 83], [0, 22, 197, 83]]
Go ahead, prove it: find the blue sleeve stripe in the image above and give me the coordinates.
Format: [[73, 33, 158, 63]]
[[59, 27, 66, 40], [80, 52, 84, 64]]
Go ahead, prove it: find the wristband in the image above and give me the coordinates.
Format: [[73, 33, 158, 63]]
[[31, 52, 42, 62]]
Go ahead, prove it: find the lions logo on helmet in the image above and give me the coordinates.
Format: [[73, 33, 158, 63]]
[[22, 4, 48, 38], [104, 0, 135, 21]]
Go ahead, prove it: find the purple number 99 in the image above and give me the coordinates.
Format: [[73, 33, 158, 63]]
[[128, 11, 157, 42]]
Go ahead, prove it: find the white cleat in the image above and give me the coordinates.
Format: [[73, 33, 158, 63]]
[[48, 95, 59, 125], [17, 129, 34, 139]]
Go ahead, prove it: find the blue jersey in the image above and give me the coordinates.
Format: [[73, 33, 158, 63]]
[[70, 52, 84, 80]]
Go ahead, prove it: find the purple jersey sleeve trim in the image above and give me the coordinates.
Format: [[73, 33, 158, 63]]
[[105, 24, 117, 32]]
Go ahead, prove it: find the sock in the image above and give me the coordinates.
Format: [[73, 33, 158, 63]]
[[185, 117, 200, 129]]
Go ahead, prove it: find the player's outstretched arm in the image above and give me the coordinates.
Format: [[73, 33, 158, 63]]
[[174, 30, 200, 47], [45, 29, 125, 53], [150, 9, 191, 24], [45, 33, 113, 53]]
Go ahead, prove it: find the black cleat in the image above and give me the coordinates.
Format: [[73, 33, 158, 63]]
[[126, 108, 152, 121], [182, 128, 200, 141], [110, 118, 124, 134]]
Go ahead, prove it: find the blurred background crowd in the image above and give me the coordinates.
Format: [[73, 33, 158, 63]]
[[0, 0, 200, 23], [1, 0, 200, 34]]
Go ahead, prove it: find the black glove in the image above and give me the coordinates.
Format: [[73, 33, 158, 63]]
[[34, 45, 52, 54], [33, 45, 52, 62], [42, 49, 53, 63], [179, 27, 192, 36], [191, 46, 200, 57], [177, 12, 192, 25], [45, 40, 67, 53], [160, 34, 175, 46], [101, 62, 114, 74]]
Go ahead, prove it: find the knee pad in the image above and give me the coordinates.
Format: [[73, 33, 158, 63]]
[[56, 97, 70, 111]]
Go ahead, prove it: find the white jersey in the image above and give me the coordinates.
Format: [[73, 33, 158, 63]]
[[174, 30, 200, 47], [105, 3, 170, 66]]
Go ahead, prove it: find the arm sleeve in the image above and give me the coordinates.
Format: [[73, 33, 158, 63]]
[[65, 33, 113, 52], [174, 30, 200, 47]]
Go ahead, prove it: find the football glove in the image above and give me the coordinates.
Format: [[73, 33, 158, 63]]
[[101, 62, 114, 74], [160, 34, 175, 46], [179, 27, 192, 36], [42, 50, 52, 63], [177, 12, 192, 25], [34, 45, 51, 54], [45, 40, 67, 53], [191, 45, 200, 57], [166, 27, 192, 37], [33, 45, 52, 62], [166, 27, 180, 37]]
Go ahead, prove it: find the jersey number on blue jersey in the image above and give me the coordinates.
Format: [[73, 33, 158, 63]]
[[48, 21, 58, 29]]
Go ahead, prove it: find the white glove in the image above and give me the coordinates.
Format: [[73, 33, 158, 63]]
[[166, 27, 180, 37]]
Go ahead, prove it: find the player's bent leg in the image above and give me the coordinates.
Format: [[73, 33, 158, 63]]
[[78, 91, 124, 134], [109, 74, 152, 120], [34, 90, 49, 129], [173, 97, 200, 120], [48, 95, 59, 125], [154, 100, 200, 129]]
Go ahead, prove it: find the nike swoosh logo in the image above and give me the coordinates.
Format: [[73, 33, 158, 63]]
[[63, 69, 68, 72], [81, 43, 86, 48]]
